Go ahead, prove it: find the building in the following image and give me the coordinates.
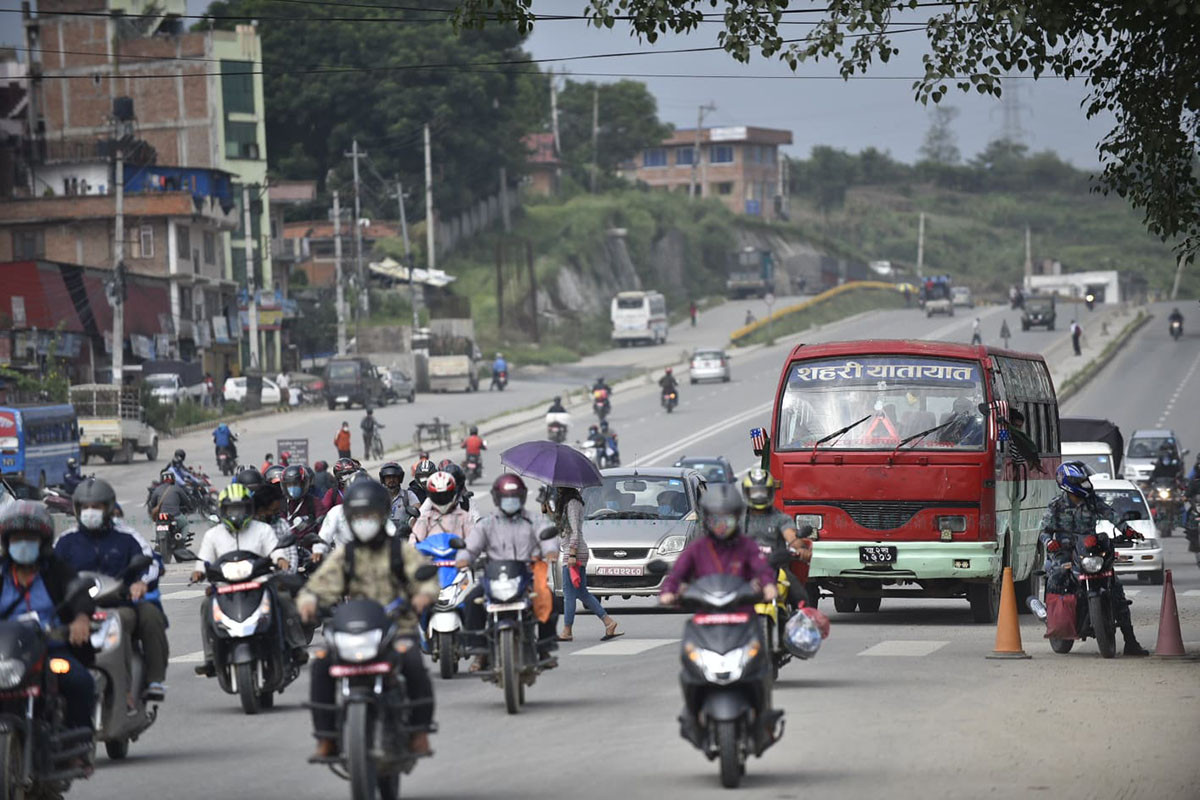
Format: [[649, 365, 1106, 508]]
[[1025, 269, 1123, 304], [523, 132, 559, 197], [619, 125, 793, 220], [283, 219, 400, 289], [16, 0, 280, 371]]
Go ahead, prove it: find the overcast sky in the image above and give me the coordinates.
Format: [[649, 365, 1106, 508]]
[[2, 0, 1110, 168]]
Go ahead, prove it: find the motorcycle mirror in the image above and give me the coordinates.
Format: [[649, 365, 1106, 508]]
[[977, 402, 991, 416], [645, 559, 670, 575], [62, 575, 98, 606], [448, 536, 467, 550], [274, 533, 297, 550], [174, 548, 199, 562], [538, 524, 559, 541], [413, 564, 438, 582]]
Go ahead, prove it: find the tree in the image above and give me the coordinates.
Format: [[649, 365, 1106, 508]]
[[918, 106, 960, 166], [556, 79, 672, 188], [807, 146, 858, 223], [452, 0, 1200, 261]]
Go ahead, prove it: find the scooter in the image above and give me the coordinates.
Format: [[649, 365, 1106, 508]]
[[656, 567, 783, 788], [414, 534, 471, 680], [546, 412, 570, 444], [41, 484, 76, 515], [1041, 530, 1130, 658], [153, 511, 193, 564], [216, 447, 237, 477]]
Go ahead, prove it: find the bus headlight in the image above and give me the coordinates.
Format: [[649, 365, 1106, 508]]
[[794, 514, 823, 539]]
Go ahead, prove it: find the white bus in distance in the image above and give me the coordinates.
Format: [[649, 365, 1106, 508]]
[[610, 291, 668, 346]]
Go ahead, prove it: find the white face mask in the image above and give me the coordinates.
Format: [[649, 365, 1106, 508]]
[[349, 517, 382, 542], [499, 497, 522, 515], [78, 508, 105, 531]]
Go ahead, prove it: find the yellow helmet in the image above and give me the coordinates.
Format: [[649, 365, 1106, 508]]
[[218, 483, 253, 531], [741, 468, 779, 510]]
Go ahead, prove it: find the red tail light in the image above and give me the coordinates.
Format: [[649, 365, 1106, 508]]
[[1083, 534, 1098, 549]]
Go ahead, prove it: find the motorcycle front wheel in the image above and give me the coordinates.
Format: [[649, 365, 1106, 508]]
[[500, 628, 520, 715], [717, 719, 743, 789], [1089, 595, 1116, 659], [346, 703, 379, 800], [236, 662, 261, 715], [437, 633, 455, 680]]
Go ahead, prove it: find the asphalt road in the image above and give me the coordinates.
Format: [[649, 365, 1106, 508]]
[[70, 301, 1200, 800]]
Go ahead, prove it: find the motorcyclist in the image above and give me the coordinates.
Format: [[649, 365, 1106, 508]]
[[547, 396, 567, 414], [490, 352, 509, 390], [312, 470, 376, 562], [411, 470, 474, 543], [380, 461, 420, 529], [1149, 441, 1182, 483], [282, 464, 322, 533], [234, 466, 264, 492], [278, 450, 292, 468], [212, 422, 238, 464], [251, 480, 299, 576], [320, 457, 361, 512], [61, 457, 83, 494], [0, 501, 95, 730], [299, 479, 438, 759], [167, 449, 200, 490], [190, 484, 301, 676], [456, 474, 559, 672], [360, 409, 383, 460], [740, 469, 814, 607], [585, 424, 607, 465], [1168, 307, 1184, 334], [55, 478, 170, 699], [591, 377, 612, 414], [658, 367, 679, 404], [461, 426, 486, 460], [311, 460, 336, 500], [1040, 462, 1149, 656], [409, 458, 437, 506], [147, 470, 189, 519], [599, 420, 620, 466]]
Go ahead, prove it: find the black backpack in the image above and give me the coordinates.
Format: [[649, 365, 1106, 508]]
[[342, 535, 409, 593]]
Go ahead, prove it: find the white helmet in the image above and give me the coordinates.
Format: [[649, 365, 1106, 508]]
[[426, 470, 458, 513]]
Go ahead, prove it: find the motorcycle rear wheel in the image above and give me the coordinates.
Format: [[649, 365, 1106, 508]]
[[500, 628, 520, 715], [236, 662, 261, 715], [437, 634, 455, 680], [1089, 596, 1116, 659], [0, 730, 23, 800], [717, 720, 742, 789]]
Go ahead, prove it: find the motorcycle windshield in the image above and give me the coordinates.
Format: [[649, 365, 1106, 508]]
[[685, 615, 760, 655], [483, 560, 530, 601], [415, 533, 462, 586], [216, 584, 265, 623], [0, 619, 45, 675]]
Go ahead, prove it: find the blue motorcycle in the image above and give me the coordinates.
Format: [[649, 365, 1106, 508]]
[[414, 533, 472, 680]]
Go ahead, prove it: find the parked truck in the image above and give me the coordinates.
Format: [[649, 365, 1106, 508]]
[[70, 384, 160, 464], [426, 319, 480, 393], [725, 247, 775, 299], [143, 359, 206, 402]]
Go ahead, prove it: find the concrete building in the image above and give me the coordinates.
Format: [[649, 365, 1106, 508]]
[[1025, 269, 1122, 304], [17, 0, 280, 371], [283, 219, 400, 289], [618, 125, 793, 220]]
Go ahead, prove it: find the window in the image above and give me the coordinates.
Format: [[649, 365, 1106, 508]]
[[225, 121, 260, 160], [675, 147, 694, 166], [176, 226, 191, 260], [132, 225, 154, 259], [221, 60, 255, 114], [12, 229, 44, 259], [714, 182, 734, 195], [642, 148, 667, 167], [203, 231, 216, 264], [711, 145, 734, 163]]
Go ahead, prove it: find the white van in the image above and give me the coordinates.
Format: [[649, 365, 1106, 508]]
[[611, 291, 668, 346], [1062, 441, 1116, 478]]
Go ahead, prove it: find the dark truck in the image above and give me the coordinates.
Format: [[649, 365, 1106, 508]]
[[322, 357, 388, 410], [1022, 295, 1056, 331], [725, 247, 774, 299]]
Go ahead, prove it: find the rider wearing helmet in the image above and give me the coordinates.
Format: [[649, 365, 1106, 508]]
[[659, 367, 679, 395], [322, 457, 361, 511], [409, 458, 437, 505], [0, 501, 95, 729], [264, 464, 285, 486], [311, 460, 336, 499], [490, 352, 508, 390], [212, 422, 238, 465], [461, 426, 485, 458], [148, 469, 189, 519], [168, 448, 200, 490], [61, 456, 84, 494], [379, 461, 419, 528], [235, 466, 265, 492], [1041, 462, 1148, 656], [740, 469, 814, 607], [279, 450, 292, 467], [299, 479, 439, 759], [55, 478, 169, 700], [410, 470, 473, 543], [281, 464, 320, 528], [312, 470, 377, 561]]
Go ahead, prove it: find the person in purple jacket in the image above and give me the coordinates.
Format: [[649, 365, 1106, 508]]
[[659, 484, 777, 607]]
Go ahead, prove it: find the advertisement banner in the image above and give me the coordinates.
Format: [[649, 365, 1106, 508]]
[[275, 438, 308, 465]]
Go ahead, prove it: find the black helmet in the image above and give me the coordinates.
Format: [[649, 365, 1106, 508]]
[[698, 483, 745, 540], [343, 479, 391, 545], [0, 500, 54, 556], [413, 458, 437, 487], [443, 463, 467, 497], [173, 448, 186, 463], [469, 426, 479, 436], [236, 467, 264, 490], [73, 476, 117, 514], [282, 464, 309, 499], [264, 464, 285, 484]]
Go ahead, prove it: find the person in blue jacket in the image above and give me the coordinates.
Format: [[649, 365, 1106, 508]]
[[212, 422, 238, 464]]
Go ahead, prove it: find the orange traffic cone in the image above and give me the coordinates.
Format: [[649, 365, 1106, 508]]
[[1153, 569, 1187, 658], [987, 567, 1031, 660]]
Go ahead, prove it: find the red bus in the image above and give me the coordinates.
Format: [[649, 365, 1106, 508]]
[[764, 340, 1061, 622]]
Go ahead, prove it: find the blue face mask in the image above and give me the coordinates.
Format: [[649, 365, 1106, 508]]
[[287, 485, 303, 499], [8, 540, 40, 565]]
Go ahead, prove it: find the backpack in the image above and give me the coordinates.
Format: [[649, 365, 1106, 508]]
[[342, 535, 409, 594]]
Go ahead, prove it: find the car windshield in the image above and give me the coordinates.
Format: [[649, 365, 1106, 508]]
[[1128, 437, 1175, 459], [1026, 299, 1053, 310], [583, 476, 692, 521], [776, 356, 986, 451], [327, 363, 358, 380], [146, 375, 175, 387], [679, 461, 730, 482], [1094, 489, 1149, 522]]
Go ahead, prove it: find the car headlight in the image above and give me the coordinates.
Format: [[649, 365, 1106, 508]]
[[221, 561, 254, 581], [489, 577, 521, 603], [685, 641, 760, 685], [0, 658, 25, 690], [332, 630, 384, 663], [1080, 555, 1105, 573], [657, 535, 687, 556]]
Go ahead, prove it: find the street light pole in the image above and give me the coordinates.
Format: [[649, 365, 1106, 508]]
[[396, 179, 418, 331], [243, 184, 259, 369], [690, 102, 716, 198], [111, 146, 125, 385]]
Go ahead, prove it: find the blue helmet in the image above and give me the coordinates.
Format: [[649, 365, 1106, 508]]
[[1056, 462, 1093, 499]]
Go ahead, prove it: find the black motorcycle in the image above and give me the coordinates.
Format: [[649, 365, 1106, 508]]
[[192, 544, 306, 714], [308, 577, 436, 800], [592, 389, 611, 422], [216, 447, 237, 477], [1170, 318, 1183, 341], [0, 576, 98, 797], [1045, 531, 1130, 659], [154, 512, 193, 565], [463, 454, 483, 486], [662, 388, 679, 414], [1148, 478, 1182, 537], [656, 567, 783, 789]]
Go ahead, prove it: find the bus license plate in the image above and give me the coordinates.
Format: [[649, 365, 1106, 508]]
[[859, 546, 897, 564]]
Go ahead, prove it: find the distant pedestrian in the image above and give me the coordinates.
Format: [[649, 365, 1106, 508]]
[[745, 309, 757, 326], [1000, 319, 1011, 349], [971, 317, 982, 345], [334, 422, 352, 459], [261, 453, 274, 473], [903, 286, 912, 307], [547, 487, 621, 641], [1070, 320, 1083, 356], [203, 372, 215, 408], [689, 300, 698, 327]]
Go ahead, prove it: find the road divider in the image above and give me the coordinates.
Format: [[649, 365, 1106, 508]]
[[730, 282, 903, 346]]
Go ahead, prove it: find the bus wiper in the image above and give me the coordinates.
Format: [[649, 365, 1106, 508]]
[[888, 419, 957, 464], [809, 415, 872, 463]]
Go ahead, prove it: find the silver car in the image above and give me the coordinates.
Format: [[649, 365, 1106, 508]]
[[569, 468, 706, 599], [689, 348, 731, 384], [1122, 429, 1181, 483]]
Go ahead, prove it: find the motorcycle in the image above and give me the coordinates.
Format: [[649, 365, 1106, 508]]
[[753, 546, 793, 679], [602, 435, 621, 468], [492, 370, 508, 391], [662, 388, 679, 414], [546, 412, 570, 444], [1085, 293, 1096, 311], [216, 446, 237, 477], [1170, 318, 1183, 341], [592, 388, 611, 422], [656, 566, 783, 789], [42, 485, 77, 515], [154, 512, 193, 565], [463, 453, 483, 486], [308, 574, 437, 800], [192, 542, 306, 714], [83, 556, 159, 760], [1148, 478, 1182, 537], [414, 534, 471, 680], [0, 577, 98, 797], [579, 438, 607, 469], [1042, 531, 1130, 659]]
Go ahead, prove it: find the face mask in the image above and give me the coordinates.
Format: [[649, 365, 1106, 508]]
[[78, 508, 105, 531], [8, 540, 40, 565], [499, 497, 522, 515], [287, 485, 303, 499], [350, 517, 382, 542]]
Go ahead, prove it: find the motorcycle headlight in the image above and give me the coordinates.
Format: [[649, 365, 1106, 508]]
[[1156, 488, 1171, 499], [489, 577, 521, 603], [1081, 555, 1105, 573], [90, 613, 122, 653], [684, 641, 760, 686], [221, 561, 254, 581], [657, 535, 687, 556], [0, 658, 25, 690], [332, 630, 384, 663]]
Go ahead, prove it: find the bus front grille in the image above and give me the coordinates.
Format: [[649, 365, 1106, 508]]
[[830, 501, 926, 531]]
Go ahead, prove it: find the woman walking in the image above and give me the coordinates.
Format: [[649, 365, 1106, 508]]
[[549, 487, 621, 641]]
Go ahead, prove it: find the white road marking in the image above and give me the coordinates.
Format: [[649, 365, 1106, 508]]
[[169, 650, 206, 664], [162, 589, 207, 601], [1182, 590, 1200, 598], [1158, 349, 1200, 425], [1124, 589, 1142, 597], [858, 640, 949, 657], [572, 638, 678, 657]]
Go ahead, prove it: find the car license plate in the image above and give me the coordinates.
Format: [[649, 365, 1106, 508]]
[[596, 565, 644, 576], [859, 546, 897, 564]]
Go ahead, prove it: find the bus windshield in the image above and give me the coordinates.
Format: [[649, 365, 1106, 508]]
[[776, 356, 986, 451]]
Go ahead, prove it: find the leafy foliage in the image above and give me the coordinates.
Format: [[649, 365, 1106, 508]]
[[555, 80, 673, 188]]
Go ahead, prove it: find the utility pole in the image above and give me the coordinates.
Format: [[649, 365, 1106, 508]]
[[242, 184, 259, 369], [396, 179, 419, 331], [916, 211, 926, 275], [495, 242, 504, 331], [1024, 225, 1033, 279], [690, 102, 716, 198], [499, 166, 511, 233], [526, 238, 538, 343], [424, 123, 436, 271], [1170, 254, 1185, 300], [345, 139, 369, 315], [111, 146, 125, 385], [589, 85, 599, 193], [333, 190, 347, 355], [549, 70, 562, 193]]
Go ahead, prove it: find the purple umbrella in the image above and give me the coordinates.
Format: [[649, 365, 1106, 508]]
[[499, 441, 603, 489]]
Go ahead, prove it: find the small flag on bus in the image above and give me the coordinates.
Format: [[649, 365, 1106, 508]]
[[750, 427, 767, 453]]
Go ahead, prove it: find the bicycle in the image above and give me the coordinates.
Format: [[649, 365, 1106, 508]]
[[369, 430, 385, 460]]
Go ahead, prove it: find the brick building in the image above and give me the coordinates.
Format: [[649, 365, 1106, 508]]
[[283, 220, 400, 289], [618, 125, 793, 220]]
